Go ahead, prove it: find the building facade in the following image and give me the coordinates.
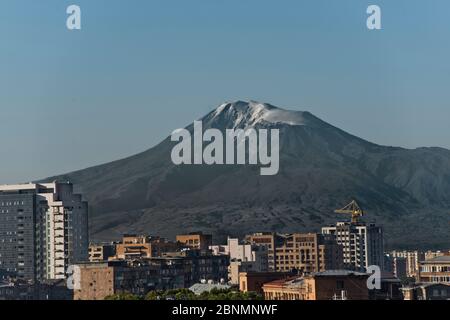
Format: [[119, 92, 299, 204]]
[[322, 222, 384, 271], [385, 255, 407, 279], [245, 233, 343, 273], [73, 259, 186, 300], [88, 243, 116, 262], [244, 233, 278, 271], [390, 250, 424, 278], [402, 283, 450, 300], [419, 255, 450, 284], [0, 182, 88, 282], [176, 232, 212, 251], [113, 235, 179, 260], [74, 251, 229, 300], [263, 270, 370, 300], [210, 238, 269, 284], [239, 271, 293, 294]]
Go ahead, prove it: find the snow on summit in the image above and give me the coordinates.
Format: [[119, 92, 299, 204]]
[[212, 100, 317, 128]]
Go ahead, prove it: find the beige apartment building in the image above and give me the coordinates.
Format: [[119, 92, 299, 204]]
[[245, 232, 343, 273], [113, 235, 179, 260], [419, 255, 450, 284], [176, 232, 212, 250]]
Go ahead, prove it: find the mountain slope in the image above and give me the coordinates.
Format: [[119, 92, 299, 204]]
[[44, 101, 450, 249]]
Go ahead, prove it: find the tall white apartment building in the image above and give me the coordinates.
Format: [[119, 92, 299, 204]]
[[0, 182, 88, 282], [322, 222, 384, 272]]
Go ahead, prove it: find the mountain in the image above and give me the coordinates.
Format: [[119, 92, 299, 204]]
[[44, 101, 450, 249]]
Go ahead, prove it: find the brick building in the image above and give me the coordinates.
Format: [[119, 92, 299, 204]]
[[74, 250, 228, 300], [263, 270, 370, 300]]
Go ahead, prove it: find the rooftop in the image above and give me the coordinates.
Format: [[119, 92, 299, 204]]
[[312, 270, 368, 277], [189, 283, 231, 295], [421, 255, 450, 263]]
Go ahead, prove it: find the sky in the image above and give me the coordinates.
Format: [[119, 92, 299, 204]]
[[1, 0, 450, 183]]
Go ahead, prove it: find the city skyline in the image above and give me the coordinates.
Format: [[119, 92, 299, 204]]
[[2, 0, 450, 183]]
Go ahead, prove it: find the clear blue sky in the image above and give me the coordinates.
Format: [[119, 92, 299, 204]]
[[1, 0, 450, 183]]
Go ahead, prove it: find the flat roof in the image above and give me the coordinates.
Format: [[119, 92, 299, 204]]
[[421, 255, 450, 263], [312, 270, 368, 277]]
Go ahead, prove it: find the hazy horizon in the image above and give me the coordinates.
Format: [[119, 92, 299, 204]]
[[2, 0, 450, 183]]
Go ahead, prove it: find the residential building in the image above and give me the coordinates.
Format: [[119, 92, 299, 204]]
[[244, 233, 278, 271], [390, 250, 424, 278], [0, 279, 72, 300], [210, 238, 267, 264], [322, 222, 384, 272], [0, 182, 88, 282], [88, 243, 116, 262], [113, 235, 179, 260], [402, 283, 450, 300], [160, 250, 229, 286], [245, 232, 343, 273], [239, 271, 293, 294], [370, 272, 403, 300], [73, 259, 185, 300], [210, 238, 269, 284], [274, 233, 343, 273], [74, 250, 229, 300], [385, 255, 407, 279], [263, 270, 370, 300], [419, 255, 450, 284], [176, 232, 212, 251]]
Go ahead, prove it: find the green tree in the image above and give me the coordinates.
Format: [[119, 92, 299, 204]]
[[105, 292, 141, 300]]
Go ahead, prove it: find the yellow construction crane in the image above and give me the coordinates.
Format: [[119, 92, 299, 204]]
[[334, 200, 364, 223]]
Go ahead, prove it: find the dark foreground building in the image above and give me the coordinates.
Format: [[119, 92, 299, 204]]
[[74, 250, 229, 300]]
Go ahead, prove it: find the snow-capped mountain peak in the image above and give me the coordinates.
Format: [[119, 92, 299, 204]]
[[208, 100, 321, 129]]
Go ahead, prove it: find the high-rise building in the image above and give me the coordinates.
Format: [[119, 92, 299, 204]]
[[0, 182, 88, 282], [322, 222, 384, 272], [245, 233, 343, 273]]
